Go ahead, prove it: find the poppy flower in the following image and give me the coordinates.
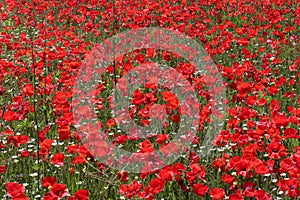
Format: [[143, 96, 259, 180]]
[[42, 176, 57, 188], [72, 155, 86, 165], [3, 110, 18, 122], [254, 163, 269, 175], [22, 83, 34, 96], [254, 190, 272, 200], [159, 166, 174, 181], [172, 163, 187, 176], [149, 178, 166, 194], [284, 128, 299, 139], [231, 158, 253, 178], [0, 165, 6, 174], [119, 180, 143, 199], [279, 158, 296, 173], [185, 171, 197, 182], [266, 141, 288, 160], [58, 126, 71, 141], [132, 89, 146, 105], [161, 91, 180, 108], [72, 189, 89, 200], [117, 171, 128, 182], [170, 114, 180, 123], [210, 188, 225, 200], [190, 163, 206, 179], [6, 182, 26, 198], [222, 174, 236, 186], [277, 178, 300, 198], [7, 135, 30, 147], [273, 114, 289, 128], [193, 183, 209, 197], [243, 182, 256, 197], [51, 153, 65, 166], [20, 150, 30, 157], [155, 134, 170, 144], [47, 184, 68, 199], [138, 140, 154, 153], [106, 118, 117, 127]]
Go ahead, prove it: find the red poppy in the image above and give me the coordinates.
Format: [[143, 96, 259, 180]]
[[279, 158, 296, 173], [161, 91, 180, 108], [273, 114, 289, 128], [231, 158, 253, 178], [170, 114, 180, 123], [284, 128, 299, 139], [185, 171, 197, 181], [22, 83, 34, 96], [235, 38, 249, 46], [138, 140, 154, 153], [6, 182, 26, 198], [190, 163, 206, 180], [266, 141, 288, 160], [3, 110, 18, 122], [277, 178, 300, 198], [222, 174, 236, 186], [159, 166, 174, 181], [72, 155, 86, 165], [243, 182, 256, 197], [149, 178, 166, 194], [71, 190, 89, 200], [193, 183, 209, 197], [117, 171, 128, 182], [172, 163, 187, 176], [254, 189, 272, 200], [0, 165, 7, 174], [50, 183, 68, 199], [229, 190, 244, 200], [210, 188, 225, 200], [132, 89, 146, 105], [58, 126, 71, 141], [51, 153, 65, 166], [7, 135, 29, 147], [106, 118, 117, 127], [42, 176, 57, 188], [20, 150, 30, 157], [254, 163, 269, 175], [155, 134, 170, 144], [119, 180, 143, 199]]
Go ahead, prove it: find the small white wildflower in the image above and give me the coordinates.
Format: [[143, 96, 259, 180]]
[[52, 142, 57, 146], [29, 173, 38, 177]]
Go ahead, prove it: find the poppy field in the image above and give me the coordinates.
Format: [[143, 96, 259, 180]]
[[0, 0, 299, 199]]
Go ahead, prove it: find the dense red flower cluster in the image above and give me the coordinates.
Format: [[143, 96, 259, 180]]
[[0, 0, 299, 199]]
